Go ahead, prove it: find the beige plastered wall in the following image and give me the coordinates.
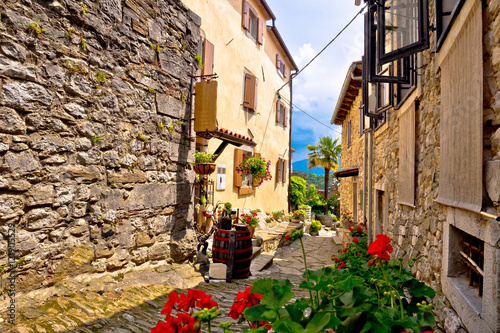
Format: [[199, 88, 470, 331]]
[[182, 0, 293, 213]]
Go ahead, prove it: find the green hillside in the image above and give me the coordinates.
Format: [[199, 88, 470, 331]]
[[292, 170, 336, 190]]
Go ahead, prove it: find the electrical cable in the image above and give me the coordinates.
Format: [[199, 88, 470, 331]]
[[279, 95, 342, 135], [277, 3, 367, 94]]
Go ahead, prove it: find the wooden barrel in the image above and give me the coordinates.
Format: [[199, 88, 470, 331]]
[[212, 226, 252, 279]]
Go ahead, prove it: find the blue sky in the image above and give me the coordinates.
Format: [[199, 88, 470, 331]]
[[266, 0, 365, 163]]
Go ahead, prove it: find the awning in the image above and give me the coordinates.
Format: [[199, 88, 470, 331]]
[[196, 127, 256, 147], [334, 167, 359, 178]]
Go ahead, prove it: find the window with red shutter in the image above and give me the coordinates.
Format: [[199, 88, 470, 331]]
[[202, 39, 214, 77], [276, 54, 286, 78], [243, 72, 257, 112], [242, 1, 262, 45]]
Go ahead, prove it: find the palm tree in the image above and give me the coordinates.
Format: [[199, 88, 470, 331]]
[[306, 136, 341, 213]]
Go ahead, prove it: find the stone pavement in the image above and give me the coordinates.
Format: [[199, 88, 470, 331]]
[[3, 233, 341, 333]]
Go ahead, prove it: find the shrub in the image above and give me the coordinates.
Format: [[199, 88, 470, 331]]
[[310, 219, 322, 233]]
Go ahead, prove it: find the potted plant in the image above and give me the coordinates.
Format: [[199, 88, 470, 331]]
[[235, 156, 272, 186], [291, 209, 307, 222], [242, 213, 259, 237], [193, 151, 217, 175], [340, 210, 353, 229], [310, 219, 322, 236]]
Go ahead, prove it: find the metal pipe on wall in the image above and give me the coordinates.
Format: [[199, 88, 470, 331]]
[[367, 129, 373, 243], [363, 128, 368, 235]]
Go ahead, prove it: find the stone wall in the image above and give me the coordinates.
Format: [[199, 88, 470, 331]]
[[368, 0, 500, 331], [0, 0, 201, 292]]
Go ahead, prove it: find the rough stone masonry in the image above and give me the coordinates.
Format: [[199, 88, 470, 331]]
[[0, 0, 201, 292]]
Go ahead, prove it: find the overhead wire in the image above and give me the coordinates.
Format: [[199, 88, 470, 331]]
[[277, 3, 368, 94], [279, 95, 342, 135]]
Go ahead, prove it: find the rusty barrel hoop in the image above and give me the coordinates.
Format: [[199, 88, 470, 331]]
[[212, 227, 252, 279]]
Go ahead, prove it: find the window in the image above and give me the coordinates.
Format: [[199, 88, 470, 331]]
[[395, 54, 417, 108], [216, 164, 226, 190], [435, 0, 465, 49], [202, 38, 214, 77], [276, 54, 286, 78], [243, 71, 258, 111], [347, 120, 351, 148], [234, 148, 255, 195], [275, 100, 287, 127], [276, 157, 287, 184], [377, 0, 429, 64], [242, 1, 264, 44]]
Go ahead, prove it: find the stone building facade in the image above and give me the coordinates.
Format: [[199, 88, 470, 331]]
[[332, 0, 500, 332], [0, 0, 202, 292]]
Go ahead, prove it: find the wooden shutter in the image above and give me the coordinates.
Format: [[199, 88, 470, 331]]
[[275, 101, 281, 123], [276, 158, 282, 183], [234, 148, 243, 187], [242, 1, 250, 30], [244, 73, 257, 111], [282, 159, 287, 183], [257, 19, 264, 45], [283, 64, 286, 78], [202, 39, 214, 77], [436, 0, 482, 212], [252, 153, 261, 187], [398, 102, 415, 207], [284, 107, 288, 127]]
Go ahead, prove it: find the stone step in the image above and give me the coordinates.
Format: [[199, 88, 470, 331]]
[[332, 235, 343, 245], [250, 253, 274, 272], [251, 246, 262, 259]]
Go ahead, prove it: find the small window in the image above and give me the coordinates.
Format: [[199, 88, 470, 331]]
[[234, 148, 254, 195], [435, 0, 465, 49], [275, 100, 288, 127], [216, 165, 226, 190], [243, 71, 258, 111], [276, 54, 286, 78], [347, 120, 351, 148], [243, 1, 264, 44], [276, 157, 287, 184]]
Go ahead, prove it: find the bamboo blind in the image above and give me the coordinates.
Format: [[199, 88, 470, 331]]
[[398, 101, 415, 207], [436, 0, 482, 212]]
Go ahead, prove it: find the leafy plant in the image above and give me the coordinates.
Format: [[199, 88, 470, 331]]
[[310, 219, 322, 233], [91, 135, 104, 142], [180, 91, 186, 103], [224, 202, 232, 216], [66, 27, 76, 39], [137, 132, 150, 143], [242, 213, 259, 227], [147, 86, 156, 95], [158, 122, 166, 130], [81, 36, 86, 49], [290, 176, 307, 207], [168, 124, 175, 133], [236, 156, 272, 186], [82, 4, 87, 15], [65, 60, 88, 75], [194, 151, 217, 164], [272, 210, 285, 221], [150, 43, 162, 53], [292, 209, 307, 221], [27, 22, 46, 38], [194, 54, 204, 69]]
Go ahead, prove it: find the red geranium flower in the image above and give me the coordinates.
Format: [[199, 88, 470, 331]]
[[161, 291, 180, 317], [356, 226, 362, 232], [196, 293, 218, 310], [338, 261, 346, 269], [349, 227, 353, 232], [359, 222, 364, 226], [228, 285, 263, 319], [285, 233, 290, 240], [368, 234, 393, 260], [368, 259, 375, 266], [352, 237, 359, 244], [177, 290, 209, 312]]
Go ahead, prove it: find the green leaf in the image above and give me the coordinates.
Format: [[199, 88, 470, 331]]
[[273, 319, 306, 333], [303, 312, 331, 333], [243, 304, 277, 322]]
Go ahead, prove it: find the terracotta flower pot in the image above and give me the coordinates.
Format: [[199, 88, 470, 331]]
[[193, 163, 216, 175]]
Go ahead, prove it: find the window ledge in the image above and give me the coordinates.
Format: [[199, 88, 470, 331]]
[[238, 186, 253, 196]]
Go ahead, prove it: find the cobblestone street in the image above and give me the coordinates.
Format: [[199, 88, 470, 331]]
[[5, 235, 340, 333]]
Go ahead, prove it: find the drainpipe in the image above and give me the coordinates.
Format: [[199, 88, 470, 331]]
[[367, 128, 373, 243], [287, 72, 296, 214], [363, 129, 367, 235]]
